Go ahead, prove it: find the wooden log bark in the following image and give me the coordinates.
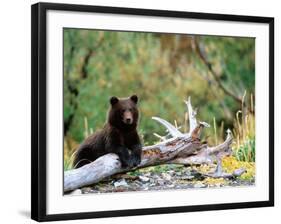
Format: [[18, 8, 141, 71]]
[[64, 97, 243, 192]]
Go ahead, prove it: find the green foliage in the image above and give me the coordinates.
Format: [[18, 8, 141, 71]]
[[64, 159, 72, 171], [234, 138, 255, 162], [232, 92, 255, 162], [63, 28, 255, 153], [201, 36, 255, 97]]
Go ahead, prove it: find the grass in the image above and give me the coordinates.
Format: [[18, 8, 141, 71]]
[[64, 138, 78, 171], [232, 91, 255, 162], [211, 91, 255, 162]]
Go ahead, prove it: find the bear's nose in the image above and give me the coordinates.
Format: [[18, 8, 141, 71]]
[[125, 118, 132, 124]]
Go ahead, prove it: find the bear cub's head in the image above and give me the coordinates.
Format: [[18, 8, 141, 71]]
[[108, 95, 139, 130]]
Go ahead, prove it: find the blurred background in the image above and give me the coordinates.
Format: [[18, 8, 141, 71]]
[[63, 28, 255, 170]]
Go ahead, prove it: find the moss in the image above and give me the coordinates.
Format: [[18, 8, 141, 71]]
[[222, 156, 255, 180]]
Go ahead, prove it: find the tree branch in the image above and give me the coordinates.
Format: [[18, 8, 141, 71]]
[[193, 37, 242, 103]]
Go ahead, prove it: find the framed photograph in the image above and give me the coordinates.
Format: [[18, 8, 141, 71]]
[[31, 2, 274, 222]]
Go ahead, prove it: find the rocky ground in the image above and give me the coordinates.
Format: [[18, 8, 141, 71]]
[[67, 163, 255, 195]]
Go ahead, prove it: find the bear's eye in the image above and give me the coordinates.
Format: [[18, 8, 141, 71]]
[[121, 109, 126, 113], [128, 108, 133, 112]]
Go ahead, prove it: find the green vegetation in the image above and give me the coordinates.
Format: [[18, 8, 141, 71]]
[[63, 28, 255, 170], [232, 92, 255, 162]]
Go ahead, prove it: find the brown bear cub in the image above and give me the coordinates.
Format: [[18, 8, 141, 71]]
[[73, 95, 142, 169]]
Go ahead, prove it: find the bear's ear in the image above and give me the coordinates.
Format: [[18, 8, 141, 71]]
[[110, 96, 119, 106], [130, 95, 138, 104]]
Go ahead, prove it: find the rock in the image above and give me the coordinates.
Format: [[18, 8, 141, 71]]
[[114, 179, 129, 188], [81, 187, 92, 193], [134, 180, 143, 185], [142, 186, 149, 191], [139, 176, 150, 182], [162, 173, 172, 181], [157, 179, 165, 186], [148, 178, 156, 184], [175, 172, 182, 176], [115, 187, 127, 192], [181, 175, 194, 180], [233, 168, 246, 177], [144, 172, 151, 177], [167, 170, 175, 175], [190, 170, 205, 180], [193, 183, 206, 188], [69, 189, 82, 195]]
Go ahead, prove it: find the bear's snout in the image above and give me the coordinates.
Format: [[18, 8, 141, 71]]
[[125, 118, 132, 124], [123, 111, 133, 124]]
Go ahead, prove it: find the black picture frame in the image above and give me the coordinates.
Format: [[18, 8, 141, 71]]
[[31, 2, 274, 222]]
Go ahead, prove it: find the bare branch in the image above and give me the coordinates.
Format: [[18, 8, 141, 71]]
[[152, 116, 184, 137], [205, 129, 233, 156], [184, 96, 198, 133], [204, 157, 246, 179]]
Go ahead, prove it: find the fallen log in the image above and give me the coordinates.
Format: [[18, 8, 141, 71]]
[[64, 97, 243, 192]]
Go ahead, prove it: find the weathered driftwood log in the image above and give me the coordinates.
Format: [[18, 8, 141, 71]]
[[64, 97, 244, 192]]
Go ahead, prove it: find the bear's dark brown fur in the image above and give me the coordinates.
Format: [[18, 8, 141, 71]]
[[73, 95, 142, 168]]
